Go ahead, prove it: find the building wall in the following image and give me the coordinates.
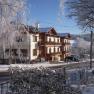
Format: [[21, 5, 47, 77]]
[[61, 38, 71, 59], [3, 33, 30, 59], [29, 34, 39, 61], [45, 35, 61, 61]]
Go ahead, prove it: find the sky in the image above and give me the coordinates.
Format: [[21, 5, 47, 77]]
[[26, 0, 83, 34]]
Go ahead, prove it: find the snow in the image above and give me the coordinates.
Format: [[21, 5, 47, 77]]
[[0, 65, 10, 72], [82, 86, 94, 94], [71, 84, 94, 94], [0, 61, 81, 72], [0, 59, 94, 72]]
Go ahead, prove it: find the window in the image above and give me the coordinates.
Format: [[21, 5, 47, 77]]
[[54, 47, 55, 52], [54, 38, 55, 42], [57, 38, 59, 43], [33, 36, 37, 42], [21, 49, 28, 57], [58, 48, 60, 52], [49, 38, 51, 42], [5, 49, 9, 55], [49, 48, 51, 53], [12, 49, 18, 56], [33, 49, 37, 56], [16, 37, 23, 42], [64, 39, 66, 43], [5, 49, 9, 53]]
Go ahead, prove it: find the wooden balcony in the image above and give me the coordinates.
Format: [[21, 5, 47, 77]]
[[61, 50, 70, 54], [45, 41, 61, 45], [38, 41, 45, 46], [38, 41, 61, 46], [47, 52, 62, 55], [61, 42, 70, 45], [61, 51, 66, 54]]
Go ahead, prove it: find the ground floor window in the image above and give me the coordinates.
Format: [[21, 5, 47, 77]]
[[21, 49, 28, 57]]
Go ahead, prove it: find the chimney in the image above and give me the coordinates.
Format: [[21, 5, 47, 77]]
[[35, 22, 40, 29]]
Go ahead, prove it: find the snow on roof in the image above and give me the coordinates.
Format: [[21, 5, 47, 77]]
[[38, 27, 52, 33], [58, 33, 70, 37]]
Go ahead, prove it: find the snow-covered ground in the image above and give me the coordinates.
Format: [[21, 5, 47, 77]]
[[0, 61, 94, 94], [71, 84, 94, 94], [0, 61, 83, 72], [0, 59, 94, 72], [82, 85, 94, 94]]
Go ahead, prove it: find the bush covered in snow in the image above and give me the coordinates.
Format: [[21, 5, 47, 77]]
[[9, 67, 82, 94]]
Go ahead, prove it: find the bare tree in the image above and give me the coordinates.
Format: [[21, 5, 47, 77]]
[[61, 0, 94, 68], [0, 0, 26, 64], [71, 37, 90, 59]]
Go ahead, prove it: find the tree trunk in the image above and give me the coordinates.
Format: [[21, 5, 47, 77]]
[[90, 31, 93, 69]]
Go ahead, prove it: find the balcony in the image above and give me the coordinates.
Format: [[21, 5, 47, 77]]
[[61, 51, 66, 54], [38, 41, 45, 46], [47, 51, 62, 55], [38, 41, 61, 47], [61, 50, 70, 54], [45, 41, 61, 45], [61, 42, 70, 45]]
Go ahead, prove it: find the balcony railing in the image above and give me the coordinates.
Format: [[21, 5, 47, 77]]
[[62, 42, 70, 45], [38, 41, 70, 46], [61, 50, 70, 54], [45, 41, 61, 45], [38, 41, 61, 46], [47, 51, 62, 55]]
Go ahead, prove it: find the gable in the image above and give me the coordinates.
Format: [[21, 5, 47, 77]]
[[48, 28, 57, 35]]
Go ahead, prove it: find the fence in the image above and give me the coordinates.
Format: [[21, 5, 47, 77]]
[[66, 68, 94, 85], [1, 68, 94, 94], [0, 81, 10, 94]]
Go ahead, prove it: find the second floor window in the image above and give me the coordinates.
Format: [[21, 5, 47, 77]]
[[33, 49, 37, 56], [33, 36, 37, 42], [58, 48, 60, 52], [49, 38, 51, 42], [54, 47, 55, 52], [49, 48, 51, 53], [57, 38, 59, 43], [16, 37, 23, 42]]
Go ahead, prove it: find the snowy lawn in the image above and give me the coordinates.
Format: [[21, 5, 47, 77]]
[[0, 61, 80, 72], [0, 59, 94, 72]]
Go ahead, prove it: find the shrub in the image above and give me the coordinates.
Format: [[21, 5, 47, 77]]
[[9, 67, 82, 94]]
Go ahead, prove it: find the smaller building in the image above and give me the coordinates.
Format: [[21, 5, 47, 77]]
[[59, 33, 71, 60]]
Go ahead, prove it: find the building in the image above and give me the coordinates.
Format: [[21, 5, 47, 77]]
[[0, 25, 71, 64], [58, 33, 71, 60], [37, 27, 61, 61]]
